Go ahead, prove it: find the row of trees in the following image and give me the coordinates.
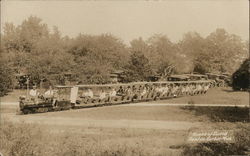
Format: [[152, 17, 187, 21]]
[[0, 16, 248, 94]]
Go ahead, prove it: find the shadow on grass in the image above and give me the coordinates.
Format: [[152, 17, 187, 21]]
[[221, 88, 250, 93], [221, 89, 236, 93], [182, 106, 249, 122]]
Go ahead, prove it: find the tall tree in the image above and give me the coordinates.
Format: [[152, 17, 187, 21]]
[[194, 29, 248, 74], [130, 37, 149, 53], [124, 51, 152, 82], [0, 57, 14, 96], [178, 32, 205, 73], [68, 33, 129, 84]]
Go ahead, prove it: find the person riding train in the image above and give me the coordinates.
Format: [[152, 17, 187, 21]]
[[99, 89, 106, 100], [80, 88, 94, 103], [84, 88, 94, 98], [29, 85, 39, 97], [109, 88, 117, 97], [44, 86, 55, 98]]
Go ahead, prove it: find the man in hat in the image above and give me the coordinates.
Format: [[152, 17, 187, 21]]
[[29, 85, 39, 97]]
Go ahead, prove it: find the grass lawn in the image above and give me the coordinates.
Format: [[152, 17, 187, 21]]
[[0, 89, 26, 103], [41, 105, 209, 121], [156, 87, 249, 105]]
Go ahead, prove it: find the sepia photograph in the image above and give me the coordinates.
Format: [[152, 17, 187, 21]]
[[0, 0, 249, 156]]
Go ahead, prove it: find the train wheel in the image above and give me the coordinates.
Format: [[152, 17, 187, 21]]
[[22, 109, 32, 114]]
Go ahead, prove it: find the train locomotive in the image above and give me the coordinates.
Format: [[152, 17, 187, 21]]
[[19, 80, 212, 114]]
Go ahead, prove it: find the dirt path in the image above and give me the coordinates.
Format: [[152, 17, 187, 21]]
[[120, 103, 249, 107], [1, 101, 248, 107]]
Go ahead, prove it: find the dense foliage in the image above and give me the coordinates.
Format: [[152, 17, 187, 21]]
[[0, 16, 248, 94], [0, 59, 15, 96], [232, 58, 250, 91]]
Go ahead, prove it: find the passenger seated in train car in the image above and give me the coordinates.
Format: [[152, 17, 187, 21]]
[[160, 85, 165, 93], [162, 85, 169, 96], [181, 84, 186, 95], [99, 89, 106, 100], [29, 85, 40, 97], [146, 85, 152, 92], [193, 84, 199, 95], [109, 88, 117, 97], [145, 85, 154, 97], [185, 84, 190, 95], [203, 83, 210, 93], [117, 86, 125, 96], [201, 84, 206, 94], [168, 84, 173, 96], [155, 85, 161, 94], [136, 86, 142, 94], [133, 85, 141, 99], [157, 85, 165, 97], [196, 83, 203, 94], [44, 86, 55, 98], [187, 84, 192, 95], [140, 87, 147, 96], [186, 84, 190, 95], [29, 85, 45, 103], [125, 86, 132, 96], [81, 88, 94, 98], [154, 85, 159, 92], [190, 83, 196, 95], [186, 83, 191, 95], [43, 86, 58, 105], [132, 85, 137, 92], [176, 84, 182, 96], [171, 84, 179, 97], [188, 83, 193, 95]]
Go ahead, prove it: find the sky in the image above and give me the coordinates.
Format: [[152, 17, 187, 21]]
[[1, 0, 249, 44]]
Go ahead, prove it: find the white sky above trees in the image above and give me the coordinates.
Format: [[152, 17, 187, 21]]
[[1, 0, 249, 44]]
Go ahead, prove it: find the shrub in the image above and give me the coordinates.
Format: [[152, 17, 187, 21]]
[[0, 61, 14, 96], [232, 58, 250, 91]]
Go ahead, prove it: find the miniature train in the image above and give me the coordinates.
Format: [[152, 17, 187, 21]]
[[19, 80, 212, 114]]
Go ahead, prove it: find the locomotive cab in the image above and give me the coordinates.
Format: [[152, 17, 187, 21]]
[[19, 85, 73, 114]]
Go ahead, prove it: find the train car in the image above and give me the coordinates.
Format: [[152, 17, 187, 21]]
[[206, 73, 229, 87], [183, 74, 209, 81], [71, 80, 212, 108], [167, 75, 190, 81], [19, 80, 213, 114]]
